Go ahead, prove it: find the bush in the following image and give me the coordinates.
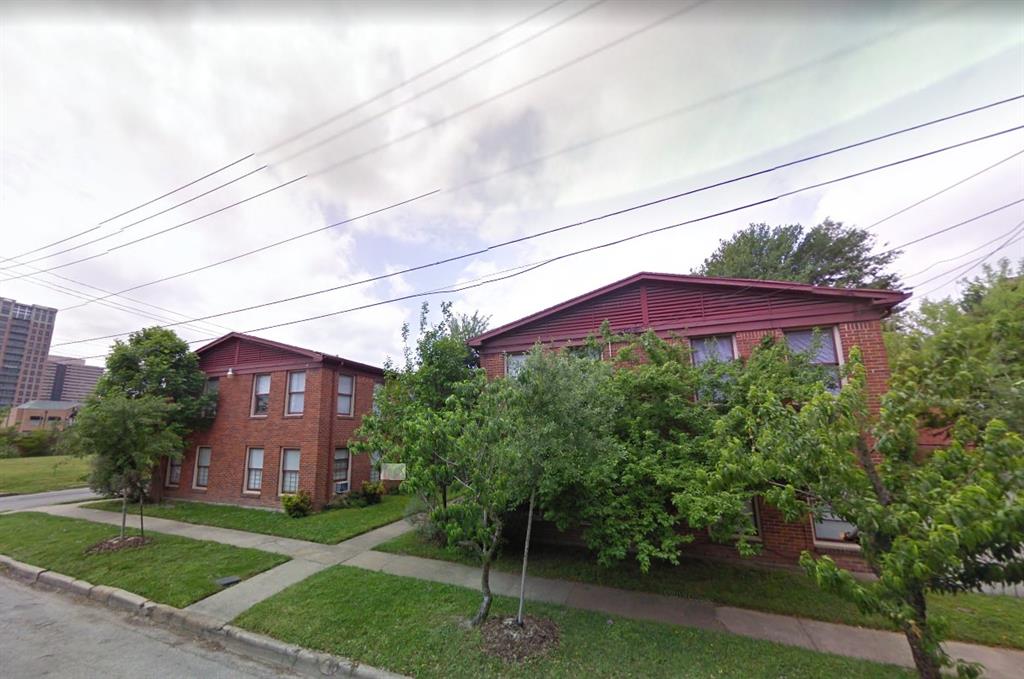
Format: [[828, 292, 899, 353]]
[[326, 492, 368, 510], [282, 490, 312, 518], [361, 480, 385, 505], [16, 429, 61, 457]]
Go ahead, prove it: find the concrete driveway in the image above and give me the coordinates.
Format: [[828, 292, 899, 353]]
[[0, 487, 100, 513]]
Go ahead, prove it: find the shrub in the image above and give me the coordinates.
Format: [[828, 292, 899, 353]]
[[326, 492, 369, 510], [16, 429, 61, 457], [282, 490, 312, 518], [361, 480, 385, 505]]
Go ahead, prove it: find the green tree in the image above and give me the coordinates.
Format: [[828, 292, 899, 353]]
[[886, 259, 1023, 433], [679, 342, 1024, 678], [695, 219, 901, 289], [96, 327, 214, 438], [354, 302, 488, 515], [65, 394, 183, 539], [506, 345, 622, 624]]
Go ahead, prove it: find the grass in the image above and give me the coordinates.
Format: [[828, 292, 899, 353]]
[[83, 494, 411, 544], [0, 455, 91, 495], [0, 512, 288, 607], [376, 532, 1024, 650], [235, 565, 911, 679]]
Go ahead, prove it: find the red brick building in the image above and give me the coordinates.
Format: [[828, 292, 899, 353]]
[[468, 272, 910, 571], [154, 332, 384, 510]]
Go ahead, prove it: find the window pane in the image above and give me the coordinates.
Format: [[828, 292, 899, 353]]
[[338, 375, 353, 395], [197, 447, 211, 466], [254, 394, 269, 415], [333, 448, 350, 486], [506, 353, 527, 377], [248, 469, 263, 490], [785, 329, 837, 364], [372, 383, 383, 415], [370, 450, 381, 482], [289, 371, 305, 392], [692, 335, 735, 364], [249, 448, 264, 469], [288, 393, 304, 414], [338, 394, 352, 415], [814, 508, 858, 542], [255, 375, 271, 394], [282, 471, 299, 494], [283, 449, 301, 471], [196, 467, 209, 487], [205, 378, 219, 394]]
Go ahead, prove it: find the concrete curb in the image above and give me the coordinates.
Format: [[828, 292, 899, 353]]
[[0, 554, 406, 678]]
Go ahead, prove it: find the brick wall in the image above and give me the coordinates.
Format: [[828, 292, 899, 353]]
[[159, 364, 380, 510]]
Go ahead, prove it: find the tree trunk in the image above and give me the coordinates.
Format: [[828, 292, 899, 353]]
[[471, 515, 502, 627], [442, 483, 448, 510], [902, 588, 942, 679], [120, 490, 128, 539], [516, 489, 536, 626], [138, 493, 145, 540]]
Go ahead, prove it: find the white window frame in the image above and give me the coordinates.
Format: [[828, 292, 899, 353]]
[[279, 448, 301, 496], [505, 352, 527, 377], [332, 448, 351, 494], [244, 447, 264, 494], [784, 326, 844, 394], [285, 371, 305, 416], [811, 506, 861, 552], [193, 446, 212, 489], [337, 373, 355, 416], [165, 456, 182, 487], [251, 374, 271, 417]]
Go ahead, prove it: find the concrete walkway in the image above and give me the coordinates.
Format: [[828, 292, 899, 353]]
[[346, 550, 1024, 679], [23, 502, 1024, 678]]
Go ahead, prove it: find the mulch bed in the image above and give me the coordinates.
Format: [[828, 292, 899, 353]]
[[85, 535, 152, 555], [480, 615, 560, 663]]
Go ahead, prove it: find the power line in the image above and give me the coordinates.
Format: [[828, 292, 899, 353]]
[[309, 1, 704, 178], [0, 165, 269, 271], [864, 147, 1024, 231], [259, 0, 568, 156], [904, 219, 1024, 279], [915, 219, 1024, 297], [49, 96, 1024, 317], [274, 0, 607, 164], [57, 189, 439, 312], [876, 197, 1024, 256], [6, 154, 255, 262], [1, 174, 307, 282], [51, 122, 1024, 349]]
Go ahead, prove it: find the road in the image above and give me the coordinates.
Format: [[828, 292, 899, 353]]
[[0, 487, 99, 513], [0, 577, 288, 678]]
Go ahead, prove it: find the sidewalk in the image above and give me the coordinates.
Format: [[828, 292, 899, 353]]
[[26, 502, 1024, 678], [345, 550, 1024, 679]]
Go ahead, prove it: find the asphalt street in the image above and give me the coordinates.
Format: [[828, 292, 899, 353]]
[[0, 577, 288, 678], [0, 488, 99, 513]]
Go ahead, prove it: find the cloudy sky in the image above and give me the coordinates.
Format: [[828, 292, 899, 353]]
[[1, 0, 1021, 367]]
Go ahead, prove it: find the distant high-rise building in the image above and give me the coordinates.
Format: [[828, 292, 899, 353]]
[[0, 298, 57, 408], [37, 355, 103, 402]]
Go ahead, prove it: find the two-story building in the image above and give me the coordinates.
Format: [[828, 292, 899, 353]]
[[468, 271, 910, 571], [154, 332, 384, 511]]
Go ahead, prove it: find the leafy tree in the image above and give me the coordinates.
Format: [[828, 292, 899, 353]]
[[355, 302, 488, 515], [886, 259, 1023, 433], [679, 341, 1024, 678], [65, 394, 183, 539], [506, 345, 621, 624], [695, 219, 901, 289], [14, 428, 62, 457], [96, 327, 214, 438]]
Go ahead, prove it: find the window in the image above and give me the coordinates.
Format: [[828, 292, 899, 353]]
[[251, 374, 271, 416], [369, 450, 381, 483], [286, 371, 305, 415], [784, 328, 841, 393], [372, 382, 383, 415], [333, 448, 351, 494], [246, 448, 264, 492], [567, 345, 602, 360], [167, 457, 182, 486], [194, 447, 211, 488], [337, 374, 354, 416], [205, 377, 220, 395], [690, 335, 735, 364], [281, 448, 301, 494], [742, 498, 761, 537], [505, 352, 527, 377], [812, 506, 859, 546]]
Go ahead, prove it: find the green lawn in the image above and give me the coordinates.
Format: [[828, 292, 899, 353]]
[[235, 565, 911, 679], [83, 494, 411, 544], [376, 532, 1024, 650], [0, 455, 91, 494], [0, 512, 288, 607]]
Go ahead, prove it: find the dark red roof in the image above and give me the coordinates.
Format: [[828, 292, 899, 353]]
[[196, 332, 383, 375], [468, 272, 910, 348]]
